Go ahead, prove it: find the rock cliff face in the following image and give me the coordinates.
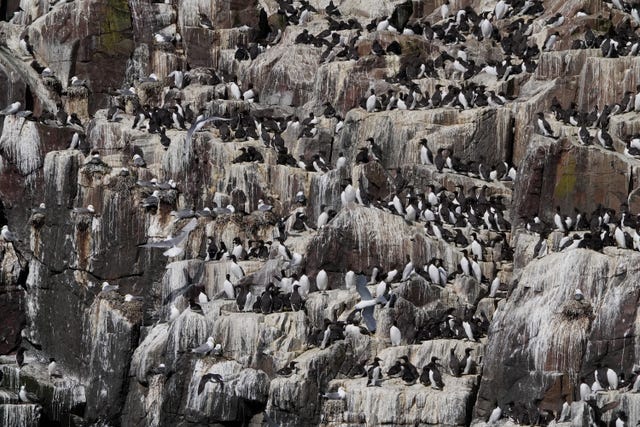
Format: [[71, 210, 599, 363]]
[[1, 0, 640, 426]]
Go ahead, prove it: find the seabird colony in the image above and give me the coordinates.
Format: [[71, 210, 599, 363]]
[[1, 0, 640, 424]]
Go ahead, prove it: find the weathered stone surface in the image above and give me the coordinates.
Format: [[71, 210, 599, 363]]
[[183, 360, 270, 424], [512, 133, 639, 228], [26, 0, 135, 113], [0, 242, 26, 355], [474, 249, 640, 419]]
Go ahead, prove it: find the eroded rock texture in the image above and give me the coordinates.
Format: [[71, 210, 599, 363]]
[[1, 0, 640, 426]]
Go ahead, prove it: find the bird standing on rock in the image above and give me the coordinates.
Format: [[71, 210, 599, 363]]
[[366, 89, 377, 112], [19, 385, 39, 403], [390, 321, 401, 346], [0, 101, 21, 116], [191, 337, 215, 355], [277, 361, 298, 377], [536, 112, 556, 138], [449, 348, 461, 377], [367, 358, 383, 386], [16, 347, 25, 369], [229, 254, 245, 279], [400, 356, 418, 385], [316, 269, 328, 293], [461, 348, 474, 375], [321, 386, 346, 399], [426, 356, 445, 390], [223, 274, 235, 299], [1, 225, 17, 242], [48, 358, 62, 378]]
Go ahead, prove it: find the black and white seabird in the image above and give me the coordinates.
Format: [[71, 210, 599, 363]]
[[536, 112, 556, 138], [1, 225, 17, 242], [276, 361, 298, 377], [367, 358, 383, 386], [596, 128, 614, 150], [19, 385, 39, 403], [16, 347, 25, 368], [449, 348, 461, 377], [191, 337, 216, 355], [48, 358, 62, 378], [461, 348, 474, 374], [578, 127, 592, 145], [199, 13, 214, 29], [101, 281, 119, 293], [544, 32, 559, 51], [546, 13, 565, 27], [400, 356, 419, 385], [425, 356, 445, 389], [0, 100, 22, 116], [321, 386, 346, 399], [198, 373, 224, 394], [390, 321, 401, 346], [366, 89, 377, 112]]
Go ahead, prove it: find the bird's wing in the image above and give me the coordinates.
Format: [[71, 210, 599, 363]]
[[402, 264, 413, 280], [192, 342, 211, 353], [361, 305, 377, 332], [374, 293, 389, 305], [186, 116, 230, 146], [163, 282, 194, 305], [599, 400, 620, 413], [141, 218, 198, 248], [163, 246, 184, 257], [140, 239, 174, 248], [356, 276, 372, 300], [198, 376, 210, 394]]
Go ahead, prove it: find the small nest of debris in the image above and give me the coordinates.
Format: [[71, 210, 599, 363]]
[[188, 67, 222, 85], [248, 210, 278, 226], [159, 189, 178, 206], [214, 212, 251, 228], [137, 81, 164, 103], [561, 299, 594, 320], [153, 41, 175, 52], [29, 212, 46, 229], [120, 299, 144, 325], [101, 292, 144, 324], [81, 163, 112, 178], [108, 174, 138, 194], [67, 85, 89, 99], [43, 76, 62, 93], [117, 92, 138, 103]]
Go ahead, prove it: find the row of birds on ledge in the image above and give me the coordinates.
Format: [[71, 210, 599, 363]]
[[3, 0, 640, 169]]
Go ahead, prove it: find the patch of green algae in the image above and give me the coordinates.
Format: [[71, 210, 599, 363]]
[[554, 154, 577, 200], [98, 0, 133, 55]]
